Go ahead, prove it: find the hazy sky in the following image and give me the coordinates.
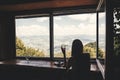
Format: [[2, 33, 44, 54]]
[[16, 13, 105, 37], [15, 12, 106, 54]]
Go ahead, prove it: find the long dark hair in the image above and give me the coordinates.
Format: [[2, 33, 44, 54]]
[[71, 39, 83, 58]]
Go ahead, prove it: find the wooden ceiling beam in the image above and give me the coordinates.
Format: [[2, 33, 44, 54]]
[[0, 0, 98, 11]]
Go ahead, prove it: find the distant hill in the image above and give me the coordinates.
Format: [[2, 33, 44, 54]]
[[84, 42, 105, 58], [84, 42, 96, 49]]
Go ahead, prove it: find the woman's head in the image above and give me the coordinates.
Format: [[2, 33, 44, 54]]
[[71, 39, 83, 57]]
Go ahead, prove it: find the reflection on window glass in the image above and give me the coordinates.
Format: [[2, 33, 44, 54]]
[[99, 12, 105, 59], [54, 13, 96, 58], [16, 17, 50, 57]]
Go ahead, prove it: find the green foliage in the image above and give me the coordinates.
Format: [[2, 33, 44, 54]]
[[16, 37, 25, 50], [98, 48, 105, 58], [84, 42, 105, 58], [84, 42, 96, 58], [84, 42, 96, 48], [54, 42, 105, 58], [16, 37, 104, 58], [16, 37, 45, 57], [83, 46, 96, 58], [113, 8, 120, 56]]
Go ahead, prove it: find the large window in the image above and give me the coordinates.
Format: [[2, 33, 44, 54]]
[[54, 14, 96, 58], [16, 13, 98, 59], [16, 17, 50, 57]]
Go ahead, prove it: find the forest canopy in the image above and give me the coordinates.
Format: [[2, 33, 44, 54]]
[[16, 37, 45, 57]]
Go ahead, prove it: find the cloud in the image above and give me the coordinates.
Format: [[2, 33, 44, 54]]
[[99, 23, 105, 35], [16, 25, 49, 37], [36, 17, 48, 22], [99, 13, 105, 19], [54, 23, 96, 36], [68, 14, 95, 22], [16, 13, 97, 37], [99, 12, 105, 35], [89, 14, 96, 23], [54, 14, 96, 36], [78, 23, 96, 35], [54, 17, 62, 20]]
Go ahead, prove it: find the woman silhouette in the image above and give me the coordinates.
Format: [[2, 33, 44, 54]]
[[66, 39, 90, 80], [66, 39, 83, 70]]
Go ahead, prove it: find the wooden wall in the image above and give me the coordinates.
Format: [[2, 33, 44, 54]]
[[0, 12, 16, 60]]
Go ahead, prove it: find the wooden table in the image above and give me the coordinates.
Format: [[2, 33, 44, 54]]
[[0, 59, 98, 71], [0, 59, 66, 80], [0, 59, 66, 69]]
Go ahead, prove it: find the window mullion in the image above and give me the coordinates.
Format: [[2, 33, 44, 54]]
[[96, 12, 99, 58], [50, 13, 54, 60]]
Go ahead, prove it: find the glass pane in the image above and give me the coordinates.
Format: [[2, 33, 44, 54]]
[[54, 13, 96, 58], [98, 12, 106, 59], [16, 17, 50, 57]]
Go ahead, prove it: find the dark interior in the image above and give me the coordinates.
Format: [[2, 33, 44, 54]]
[[0, 0, 120, 80]]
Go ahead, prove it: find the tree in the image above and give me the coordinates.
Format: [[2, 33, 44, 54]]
[[16, 37, 45, 57], [54, 42, 105, 58], [84, 42, 105, 58]]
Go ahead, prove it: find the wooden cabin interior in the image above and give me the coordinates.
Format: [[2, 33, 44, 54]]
[[0, 0, 120, 80]]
